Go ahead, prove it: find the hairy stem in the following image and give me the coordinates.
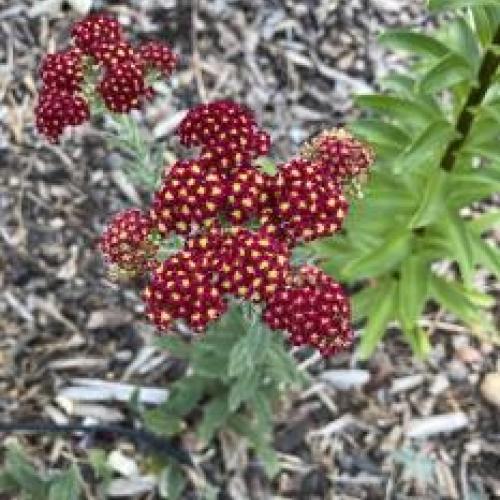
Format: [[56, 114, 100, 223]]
[[441, 26, 500, 171]]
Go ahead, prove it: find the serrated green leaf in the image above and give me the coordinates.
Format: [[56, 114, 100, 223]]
[[198, 397, 230, 442], [5, 445, 47, 495], [154, 335, 191, 359], [48, 465, 81, 500], [228, 370, 259, 411], [159, 463, 186, 500], [419, 53, 473, 94], [409, 169, 448, 228], [228, 320, 269, 377], [358, 280, 397, 359], [143, 408, 184, 437], [429, 0, 500, 12], [379, 30, 450, 58], [162, 376, 205, 417], [398, 255, 429, 329], [394, 121, 455, 173], [0, 471, 18, 494], [342, 230, 412, 280]]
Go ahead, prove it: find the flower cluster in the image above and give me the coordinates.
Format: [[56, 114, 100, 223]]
[[97, 95, 374, 355], [264, 266, 352, 356], [35, 12, 177, 141], [98, 208, 158, 276]]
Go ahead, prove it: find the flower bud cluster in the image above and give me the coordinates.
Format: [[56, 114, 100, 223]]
[[35, 13, 177, 141]]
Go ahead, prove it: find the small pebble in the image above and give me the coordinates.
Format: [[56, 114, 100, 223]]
[[429, 374, 450, 396], [480, 372, 500, 408], [447, 359, 468, 382]]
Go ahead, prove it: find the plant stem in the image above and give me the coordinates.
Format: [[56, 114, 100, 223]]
[[441, 26, 500, 171]]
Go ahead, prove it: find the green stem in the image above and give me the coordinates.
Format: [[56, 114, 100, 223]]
[[441, 26, 500, 171]]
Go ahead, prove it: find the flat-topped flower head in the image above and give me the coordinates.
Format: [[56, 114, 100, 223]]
[[98, 61, 146, 113], [72, 12, 123, 54], [138, 41, 178, 76], [212, 227, 291, 302], [177, 100, 270, 169], [264, 265, 352, 356], [35, 89, 89, 142], [99, 208, 158, 275], [39, 48, 85, 93], [143, 250, 227, 332], [90, 40, 140, 69], [300, 128, 374, 183], [149, 159, 227, 237], [265, 158, 349, 244], [226, 166, 269, 224]]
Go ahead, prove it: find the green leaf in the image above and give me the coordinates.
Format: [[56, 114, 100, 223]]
[[0, 471, 18, 494], [394, 121, 455, 173], [159, 463, 186, 500], [401, 326, 432, 358], [438, 211, 475, 284], [398, 255, 429, 329], [143, 408, 184, 437], [419, 53, 473, 94], [198, 397, 230, 442], [163, 376, 205, 416], [471, 7, 496, 46], [379, 30, 450, 58], [429, 0, 500, 12], [228, 370, 259, 411], [342, 230, 413, 280], [154, 335, 191, 359], [444, 17, 481, 70], [266, 336, 304, 387], [48, 465, 81, 500], [228, 320, 269, 378], [352, 284, 384, 322], [348, 119, 411, 147], [470, 236, 500, 277], [255, 157, 278, 176], [358, 280, 397, 359], [355, 94, 440, 128], [409, 169, 448, 228], [448, 169, 500, 207], [429, 274, 495, 338], [5, 445, 47, 495], [468, 210, 500, 234]]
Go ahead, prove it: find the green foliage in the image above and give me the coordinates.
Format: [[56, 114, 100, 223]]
[[317, 2, 500, 356], [0, 444, 82, 500], [146, 302, 305, 477]]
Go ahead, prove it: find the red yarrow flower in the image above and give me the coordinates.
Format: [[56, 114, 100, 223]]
[[177, 100, 270, 169], [262, 158, 349, 244], [99, 208, 158, 274], [226, 166, 269, 224], [35, 89, 89, 141], [143, 250, 227, 332], [72, 12, 123, 55], [192, 227, 291, 302], [98, 61, 146, 113], [39, 48, 85, 93], [90, 40, 140, 69], [300, 128, 374, 183], [149, 159, 227, 236], [264, 265, 352, 356], [138, 41, 178, 77]]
